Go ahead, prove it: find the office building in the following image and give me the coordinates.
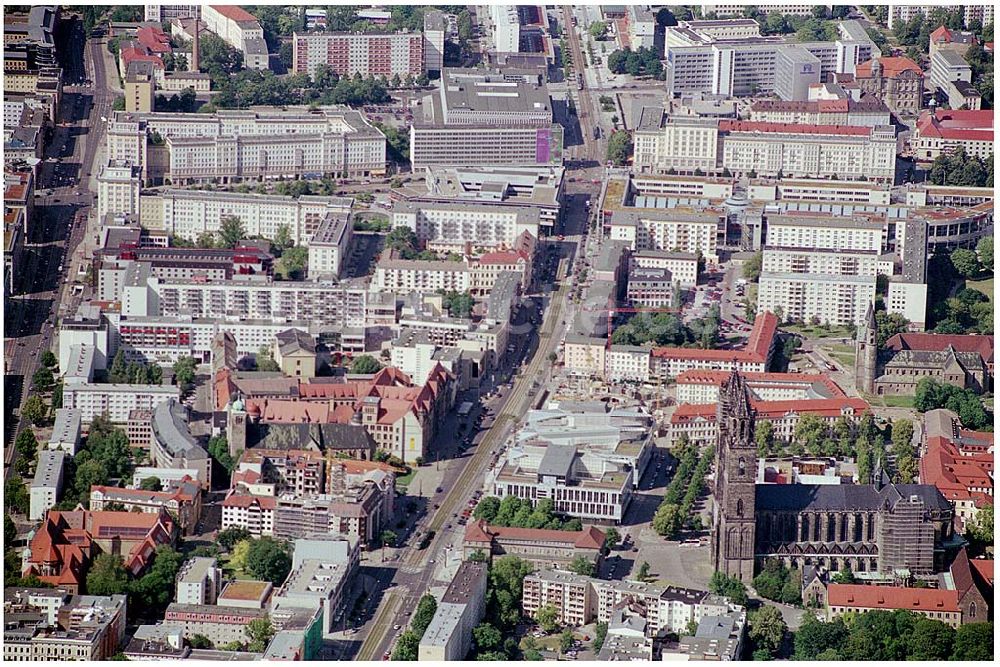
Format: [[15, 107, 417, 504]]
[[629, 250, 699, 287], [608, 207, 721, 262], [410, 68, 562, 168], [163, 603, 269, 645], [305, 211, 352, 278], [3, 592, 127, 662], [272, 536, 360, 633], [773, 45, 821, 101], [124, 60, 155, 113], [292, 31, 424, 79], [749, 97, 892, 127], [664, 19, 877, 98], [423, 10, 447, 73], [463, 520, 606, 568]]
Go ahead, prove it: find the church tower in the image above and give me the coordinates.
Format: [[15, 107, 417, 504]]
[[712, 371, 758, 584], [855, 302, 878, 394]]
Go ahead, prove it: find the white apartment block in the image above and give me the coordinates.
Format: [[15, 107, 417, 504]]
[[887, 4, 994, 29], [291, 31, 424, 79], [221, 494, 276, 537], [202, 5, 268, 70], [490, 5, 520, 53], [608, 209, 720, 263], [96, 160, 141, 219], [144, 5, 201, 22], [719, 121, 897, 181], [630, 251, 700, 287], [375, 256, 470, 293], [107, 108, 386, 185], [175, 557, 222, 606], [759, 216, 882, 326], [62, 382, 178, 423], [562, 336, 607, 377], [48, 408, 82, 456], [392, 200, 540, 251], [306, 211, 352, 277], [110, 314, 312, 365], [700, 5, 817, 17], [30, 450, 65, 521], [146, 188, 353, 245], [522, 570, 735, 638], [664, 19, 877, 97]]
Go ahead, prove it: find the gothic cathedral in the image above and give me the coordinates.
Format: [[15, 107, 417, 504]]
[[711, 371, 758, 583]]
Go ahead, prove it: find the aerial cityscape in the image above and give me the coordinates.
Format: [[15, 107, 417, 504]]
[[2, 2, 995, 662]]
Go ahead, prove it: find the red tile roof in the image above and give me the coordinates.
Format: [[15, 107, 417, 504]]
[[970, 559, 993, 586], [675, 370, 844, 397], [222, 493, 277, 510], [856, 56, 923, 78], [672, 396, 869, 423], [464, 519, 606, 550], [137, 25, 171, 53], [719, 120, 875, 137], [828, 584, 959, 612], [209, 4, 258, 23], [916, 109, 994, 142]]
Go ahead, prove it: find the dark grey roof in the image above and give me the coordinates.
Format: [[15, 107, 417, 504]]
[[538, 445, 576, 478], [755, 482, 951, 512], [247, 422, 375, 453]]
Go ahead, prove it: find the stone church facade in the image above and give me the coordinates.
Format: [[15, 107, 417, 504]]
[[712, 371, 956, 583]]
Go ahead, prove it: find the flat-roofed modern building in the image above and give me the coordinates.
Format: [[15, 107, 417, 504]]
[[150, 398, 212, 489], [47, 408, 82, 455], [392, 199, 541, 251], [30, 450, 65, 521], [418, 561, 488, 661], [410, 69, 563, 168], [608, 208, 721, 263]]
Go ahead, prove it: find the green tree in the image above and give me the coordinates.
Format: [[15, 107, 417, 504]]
[[411, 594, 438, 638], [245, 538, 292, 584], [131, 545, 184, 610], [392, 629, 420, 660], [908, 618, 955, 660], [592, 622, 609, 651], [755, 419, 775, 457], [139, 476, 162, 492], [950, 248, 981, 278], [230, 539, 252, 572], [188, 634, 213, 649], [748, 605, 787, 656], [40, 350, 57, 369], [568, 555, 596, 576], [72, 459, 109, 503], [22, 395, 47, 426], [199, 32, 243, 84], [589, 21, 608, 39], [709, 571, 749, 606], [652, 502, 684, 536], [473, 623, 503, 652], [487, 556, 534, 629], [246, 617, 275, 652], [254, 346, 280, 373], [472, 496, 500, 522], [218, 215, 247, 249], [172, 356, 198, 392], [218, 526, 252, 551], [832, 565, 856, 584], [793, 613, 848, 659], [559, 628, 574, 653], [604, 527, 621, 550], [5, 477, 29, 515], [606, 130, 633, 166], [966, 504, 994, 543], [743, 251, 763, 282], [976, 236, 993, 272], [277, 245, 308, 279], [86, 554, 130, 596], [350, 354, 383, 374], [636, 561, 651, 582], [536, 603, 560, 633], [951, 622, 993, 660]]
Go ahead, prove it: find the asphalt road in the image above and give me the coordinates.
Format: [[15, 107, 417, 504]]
[[4, 16, 111, 476]]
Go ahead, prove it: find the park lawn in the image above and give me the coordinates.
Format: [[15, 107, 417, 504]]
[[394, 469, 416, 490], [872, 395, 916, 409], [966, 277, 994, 302], [782, 323, 855, 339]]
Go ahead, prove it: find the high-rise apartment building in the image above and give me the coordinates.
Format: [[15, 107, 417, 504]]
[[292, 31, 424, 79]]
